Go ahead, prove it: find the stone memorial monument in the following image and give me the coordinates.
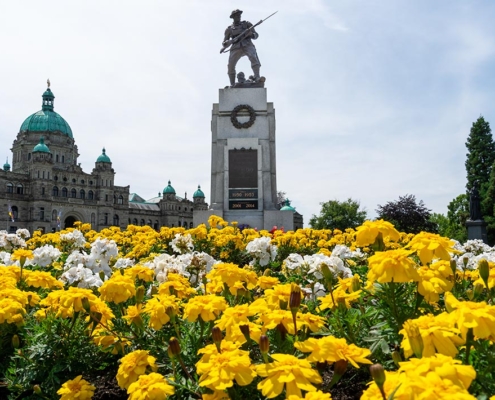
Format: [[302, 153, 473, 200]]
[[466, 184, 487, 242], [194, 10, 302, 230]]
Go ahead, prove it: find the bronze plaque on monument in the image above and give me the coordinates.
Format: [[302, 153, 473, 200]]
[[228, 149, 258, 210], [228, 149, 257, 188]]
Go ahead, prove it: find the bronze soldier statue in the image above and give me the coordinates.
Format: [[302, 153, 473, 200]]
[[222, 9, 261, 87]]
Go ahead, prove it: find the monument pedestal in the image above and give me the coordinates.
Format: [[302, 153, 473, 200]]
[[466, 219, 487, 243], [193, 88, 301, 230]]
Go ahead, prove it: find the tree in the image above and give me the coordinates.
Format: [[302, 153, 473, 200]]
[[444, 194, 469, 242], [309, 198, 367, 231], [465, 116, 495, 213], [376, 194, 436, 234], [429, 213, 449, 237]]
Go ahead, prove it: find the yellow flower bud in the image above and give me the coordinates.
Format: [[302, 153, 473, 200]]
[[479, 259, 490, 288], [12, 334, 20, 349], [369, 364, 386, 397], [351, 274, 361, 292], [474, 282, 484, 297], [239, 324, 251, 343], [333, 359, 348, 379], [466, 289, 474, 300], [392, 350, 402, 367], [403, 320, 424, 359], [263, 269, 271, 276], [259, 334, 269, 364], [82, 297, 91, 313], [168, 337, 181, 358], [211, 326, 223, 351], [135, 286, 145, 303], [33, 385, 42, 395], [289, 283, 302, 312], [320, 264, 334, 282]]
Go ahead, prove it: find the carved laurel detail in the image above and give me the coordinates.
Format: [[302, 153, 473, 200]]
[[230, 104, 256, 129]]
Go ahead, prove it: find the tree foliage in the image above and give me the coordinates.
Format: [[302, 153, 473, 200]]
[[376, 194, 436, 234], [309, 198, 367, 231], [445, 194, 469, 242], [465, 116, 495, 210]]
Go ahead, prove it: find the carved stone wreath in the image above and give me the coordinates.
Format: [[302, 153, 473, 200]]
[[230, 104, 256, 129]]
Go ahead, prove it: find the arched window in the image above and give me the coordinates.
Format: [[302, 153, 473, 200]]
[[88, 190, 94, 200], [154, 221, 159, 230], [140, 219, 145, 226], [91, 213, 96, 227], [70, 189, 77, 198], [52, 186, 59, 196], [16, 184, 23, 194], [52, 209, 57, 221], [6, 183, 13, 193], [113, 195, 117, 204], [11, 206, 18, 219], [56, 155, 59, 162], [80, 189, 85, 199], [62, 187, 68, 197], [113, 214, 119, 226], [132, 218, 138, 225], [189, 222, 193, 228], [118, 195, 124, 205], [147, 219, 152, 226]]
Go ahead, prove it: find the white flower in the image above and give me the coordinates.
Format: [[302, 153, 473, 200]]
[[25, 245, 61, 267], [170, 233, 194, 254], [0, 251, 14, 265], [246, 236, 278, 266], [0, 231, 27, 250], [16, 229, 30, 239], [60, 229, 86, 248], [283, 253, 352, 280], [60, 264, 104, 288], [114, 258, 135, 269]]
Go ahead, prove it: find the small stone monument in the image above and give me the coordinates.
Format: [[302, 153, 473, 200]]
[[193, 10, 302, 230], [466, 185, 487, 242]]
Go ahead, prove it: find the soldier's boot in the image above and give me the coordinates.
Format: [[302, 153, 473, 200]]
[[252, 65, 261, 82], [229, 73, 236, 87]]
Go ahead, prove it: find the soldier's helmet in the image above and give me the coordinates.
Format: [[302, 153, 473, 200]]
[[230, 9, 243, 18]]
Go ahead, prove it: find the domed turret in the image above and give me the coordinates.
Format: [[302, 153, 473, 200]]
[[33, 136, 51, 153], [20, 81, 73, 138], [193, 185, 205, 198], [96, 148, 111, 163], [3, 157, 10, 172], [280, 199, 296, 212], [163, 180, 176, 195]]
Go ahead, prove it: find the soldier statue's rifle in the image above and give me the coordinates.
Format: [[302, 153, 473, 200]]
[[220, 11, 278, 54]]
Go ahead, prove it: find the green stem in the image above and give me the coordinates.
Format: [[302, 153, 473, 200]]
[[388, 282, 403, 328]]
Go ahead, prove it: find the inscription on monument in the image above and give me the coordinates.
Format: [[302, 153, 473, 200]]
[[228, 149, 257, 188], [228, 149, 258, 210]]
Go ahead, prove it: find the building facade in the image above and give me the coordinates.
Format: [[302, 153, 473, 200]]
[[1, 84, 207, 233]]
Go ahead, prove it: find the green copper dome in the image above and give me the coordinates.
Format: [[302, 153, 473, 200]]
[[163, 180, 176, 194], [193, 185, 205, 198], [3, 158, 10, 171], [33, 136, 51, 153], [280, 199, 296, 212], [20, 86, 73, 138], [96, 148, 111, 163]]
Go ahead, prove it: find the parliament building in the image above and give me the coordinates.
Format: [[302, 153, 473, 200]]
[[1, 84, 208, 233]]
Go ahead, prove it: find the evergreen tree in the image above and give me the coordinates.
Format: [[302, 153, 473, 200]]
[[445, 194, 469, 242], [465, 116, 495, 214]]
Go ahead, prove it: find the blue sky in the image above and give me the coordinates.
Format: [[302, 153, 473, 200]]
[[1, 1, 494, 224]]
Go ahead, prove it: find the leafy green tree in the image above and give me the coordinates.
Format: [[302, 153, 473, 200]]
[[429, 213, 449, 237], [309, 198, 367, 231], [444, 194, 469, 242], [376, 194, 436, 234], [465, 116, 495, 213]]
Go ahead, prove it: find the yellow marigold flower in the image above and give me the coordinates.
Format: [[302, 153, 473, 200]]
[[294, 336, 371, 368], [183, 295, 228, 322], [127, 372, 175, 399], [1, 287, 40, 307], [196, 347, 256, 391], [0, 298, 25, 324], [367, 249, 419, 283], [296, 313, 327, 333], [258, 309, 296, 334], [445, 292, 495, 340], [124, 265, 155, 282], [417, 262, 453, 303], [202, 391, 230, 400], [406, 232, 459, 265], [39, 287, 96, 318], [11, 249, 34, 264], [227, 321, 263, 344], [206, 263, 257, 295], [398, 354, 476, 390], [255, 353, 322, 399], [288, 390, 332, 400], [92, 328, 130, 354], [99, 273, 136, 304], [355, 220, 400, 247], [263, 283, 292, 309], [399, 314, 464, 359], [123, 304, 143, 326], [215, 304, 254, 338], [197, 340, 242, 363], [473, 261, 495, 289], [117, 350, 158, 389], [319, 289, 361, 310], [57, 375, 95, 400], [23, 271, 64, 289], [257, 275, 280, 290], [142, 294, 178, 330], [158, 273, 195, 299]]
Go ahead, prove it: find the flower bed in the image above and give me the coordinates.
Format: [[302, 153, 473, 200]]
[[1, 217, 494, 399]]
